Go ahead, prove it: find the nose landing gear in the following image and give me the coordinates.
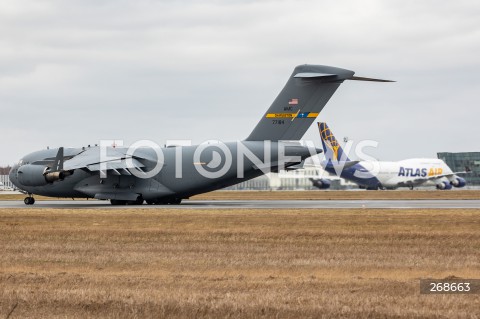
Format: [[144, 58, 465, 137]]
[[24, 196, 35, 205]]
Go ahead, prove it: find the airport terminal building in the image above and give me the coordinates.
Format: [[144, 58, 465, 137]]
[[227, 167, 351, 190], [437, 152, 480, 185], [0, 174, 13, 189]]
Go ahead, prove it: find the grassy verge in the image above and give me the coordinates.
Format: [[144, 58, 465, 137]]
[[1, 208, 479, 318]]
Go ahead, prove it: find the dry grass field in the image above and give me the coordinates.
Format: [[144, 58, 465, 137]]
[[1, 208, 479, 318], [1, 189, 480, 201], [191, 190, 480, 200]]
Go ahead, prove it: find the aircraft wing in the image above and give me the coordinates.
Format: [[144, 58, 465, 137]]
[[63, 147, 145, 174], [408, 173, 456, 185], [450, 171, 471, 175]]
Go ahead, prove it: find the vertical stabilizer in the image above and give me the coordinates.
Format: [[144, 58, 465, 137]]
[[245, 65, 355, 141], [318, 122, 350, 162]]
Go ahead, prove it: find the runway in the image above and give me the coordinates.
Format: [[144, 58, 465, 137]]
[[0, 199, 479, 209]]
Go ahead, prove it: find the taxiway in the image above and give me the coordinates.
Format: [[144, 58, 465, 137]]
[[0, 199, 479, 209]]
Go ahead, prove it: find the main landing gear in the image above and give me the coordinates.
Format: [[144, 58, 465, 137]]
[[24, 196, 35, 205], [110, 196, 145, 206], [145, 198, 182, 205]]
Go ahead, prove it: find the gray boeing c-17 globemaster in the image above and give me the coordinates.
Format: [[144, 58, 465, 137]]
[[9, 64, 392, 205]]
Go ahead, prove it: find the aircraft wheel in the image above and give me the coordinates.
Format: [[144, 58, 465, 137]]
[[133, 196, 144, 205], [146, 200, 155, 205], [24, 197, 35, 205], [169, 198, 182, 205]]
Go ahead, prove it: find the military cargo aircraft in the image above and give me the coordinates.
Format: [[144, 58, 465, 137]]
[[9, 65, 391, 205]]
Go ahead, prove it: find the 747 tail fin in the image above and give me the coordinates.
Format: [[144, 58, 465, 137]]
[[318, 122, 350, 162]]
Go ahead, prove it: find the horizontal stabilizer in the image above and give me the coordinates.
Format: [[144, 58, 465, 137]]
[[325, 161, 360, 170], [342, 161, 360, 168], [294, 72, 336, 78], [285, 160, 306, 171], [349, 76, 395, 82]]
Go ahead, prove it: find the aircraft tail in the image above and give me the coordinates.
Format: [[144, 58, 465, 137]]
[[317, 122, 350, 162], [245, 64, 393, 141]]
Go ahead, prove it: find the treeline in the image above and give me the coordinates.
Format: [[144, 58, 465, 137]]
[[0, 167, 12, 175]]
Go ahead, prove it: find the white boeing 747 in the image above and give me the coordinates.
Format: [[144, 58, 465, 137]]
[[316, 122, 467, 190]]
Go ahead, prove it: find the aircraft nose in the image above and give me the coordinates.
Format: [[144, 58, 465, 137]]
[[8, 164, 19, 186]]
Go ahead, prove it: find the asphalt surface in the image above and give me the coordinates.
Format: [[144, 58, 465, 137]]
[[0, 200, 479, 209]]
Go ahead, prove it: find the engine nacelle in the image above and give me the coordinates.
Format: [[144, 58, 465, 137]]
[[450, 177, 466, 188], [17, 165, 73, 187], [310, 178, 331, 189], [17, 165, 49, 186], [436, 181, 453, 190]]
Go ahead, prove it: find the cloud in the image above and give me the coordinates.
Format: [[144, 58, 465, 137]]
[[0, 0, 479, 165]]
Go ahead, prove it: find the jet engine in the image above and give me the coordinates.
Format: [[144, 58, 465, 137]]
[[450, 177, 466, 188], [17, 164, 72, 187], [436, 181, 453, 190], [310, 178, 331, 189]]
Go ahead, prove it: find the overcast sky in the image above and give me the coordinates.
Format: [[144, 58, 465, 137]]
[[1, 0, 479, 165]]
